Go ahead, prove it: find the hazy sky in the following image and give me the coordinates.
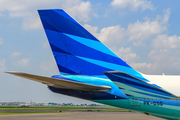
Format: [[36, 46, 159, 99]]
[[0, 0, 180, 103]]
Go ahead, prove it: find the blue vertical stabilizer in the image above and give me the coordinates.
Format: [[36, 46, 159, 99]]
[[38, 9, 141, 77]]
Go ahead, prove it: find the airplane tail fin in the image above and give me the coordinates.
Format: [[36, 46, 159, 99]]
[[38, 9, 140, 76]]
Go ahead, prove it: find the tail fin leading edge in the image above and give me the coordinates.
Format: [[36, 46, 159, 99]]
[[38, 9, 141, 77]]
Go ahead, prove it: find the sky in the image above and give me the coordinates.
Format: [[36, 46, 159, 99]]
[[0, 0, 180, 103]]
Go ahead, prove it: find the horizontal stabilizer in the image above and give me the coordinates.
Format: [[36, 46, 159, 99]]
[[6, 72, 111, 91], [104, 71, 176, 99]]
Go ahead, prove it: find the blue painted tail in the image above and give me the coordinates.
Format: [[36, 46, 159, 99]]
[[38, 9, 140, 76]]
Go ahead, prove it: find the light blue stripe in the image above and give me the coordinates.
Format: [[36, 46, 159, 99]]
[[125, 83, 173, 97], [64, 33, 119, 58], [130, 90, 168, 99], [77, 56, 143, 78], [114, 81, 174, 98], [60, 72, 69, 75]]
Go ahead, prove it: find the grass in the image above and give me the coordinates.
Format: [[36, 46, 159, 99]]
[[0, 106, 122, 110], [0, 106, 129, 115], [0, 112, 56, 115]]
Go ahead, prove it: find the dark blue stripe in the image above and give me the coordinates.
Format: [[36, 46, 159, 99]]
[[162, 100, 180, 107], [105, 73, 174, 97], [41, 19, 59, 32], [48, 86, 126, 100], [57, 64, 80, 75], [50, 43, 70, 55], [54, 9, 78, 24], [39, 10, 99, 41]]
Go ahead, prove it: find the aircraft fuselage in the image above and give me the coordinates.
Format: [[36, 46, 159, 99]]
[[49, 75, 180, 120]]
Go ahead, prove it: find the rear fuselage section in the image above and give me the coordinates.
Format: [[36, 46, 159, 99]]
[[49, 74, 180, 120]]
